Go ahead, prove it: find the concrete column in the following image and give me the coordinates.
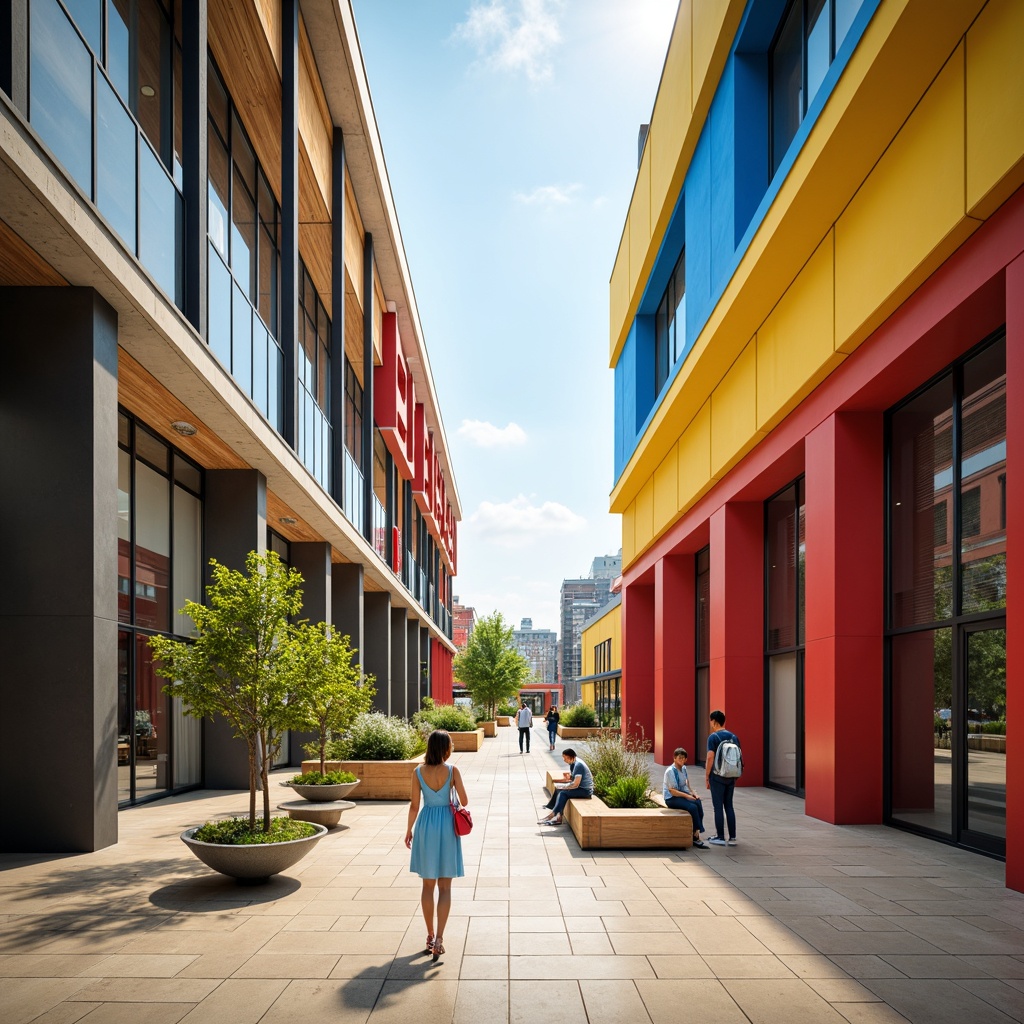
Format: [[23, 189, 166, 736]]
[[332, 562, 364, 670], [203, 469, 267, 788], [621, 580, 655, 743], [805, 413, 884, 824], [0, 288, 118, 852], [407, 619, 423, 716], [390, 606, 409, 718], [709, 502, 764, 784], [654, 553, 695, 764], [364, 591, 391, 714]]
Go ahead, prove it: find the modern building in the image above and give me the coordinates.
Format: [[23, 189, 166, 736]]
[[579, 591, 622, 728], [559, 573, 615, 703], [590, 552, 623, 580], [512, 617, 558, 686], [452, 598, 476, 650], [609, 0, 1021, 889], [0, 0, 460, 853]]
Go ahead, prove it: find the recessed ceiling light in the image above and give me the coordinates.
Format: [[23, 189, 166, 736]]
[[279, 516, 297, 526], [171, 420, 197, 436], [140, 84, 156, 97]]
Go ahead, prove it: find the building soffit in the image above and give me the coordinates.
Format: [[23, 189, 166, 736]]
[[300, 0, 461, 520]]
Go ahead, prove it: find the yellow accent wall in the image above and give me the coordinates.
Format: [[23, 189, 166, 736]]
[[581, 602, 622, 678], [610, 0, 1023, 571]]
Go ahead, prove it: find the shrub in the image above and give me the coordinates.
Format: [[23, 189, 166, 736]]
[[560, 703, 599, 728], [326, 712, 423, 761], [980, 719, 1007, 735], [581, 730, 652, 785], [412, 702, 478, 734], [290, 770, 356, 785], [192, 817, 317, 844], [603, 776, 655, 809], [591, 768, 615, 800], [496, 702, 519, 717]]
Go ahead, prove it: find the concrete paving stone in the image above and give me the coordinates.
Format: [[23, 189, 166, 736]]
[[895, 917, 1024, 955], [510, 978, 587, 1024], [656, 902, 717, 917], [281, 915, 339, 931], [635, 978, 750, 1022], [724, 977, 852, 1023], [327, 955, 394, 979], [566, 931, 613, 955], [508, 915, 564, 933], [58, 1003, 197, 1024], [708, 897, 771, 916], [69, 977, 219, 1002], [861, 978, 1022, 1024], [173, 977, 290, 1024], [834, 1004, 925, 1024], [608, 932, 697, 956], [464, 918, 509, 955], [561, 916, 608, 933], [18, 1001, 102, 1024], [736, 917, 819, 954], [670, 917, 772, 956], [76, 954, 199, 977], [362, 915, 416, 932], [702, 955, 800, 979], [509, 932, 571, 955], [646, 955, 715, 979], [826, 955, 910, 979], [510, 954, 655, 980], [231, 953, 342, 978], [958, 956, 1024, 979], [0, 954, 111, 977], [4, 977, 95, 1024], [506, 900, 555, 917], [878, 954, 1007, 978], [949, 980, 1024, 1021], [259, 978, 382, 1024], [603, 916, 680, 933], [454, 979, 508, 1023], [174, 952, 251, 977], [261, 931, 404, 955], [805, 978, 884, 1001], [560, 899, 629, 917], [775, 954, 852, 978], [458, 955, 508, 979], [368, 978, 462, 1023], [578, 978, 651, 1024]]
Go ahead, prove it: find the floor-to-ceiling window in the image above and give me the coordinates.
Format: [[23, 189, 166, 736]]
[[887, 332, 1006, 857], [765, 479, 805, 794], [695, 546, 710, 765], [117, 410, 202, 804]]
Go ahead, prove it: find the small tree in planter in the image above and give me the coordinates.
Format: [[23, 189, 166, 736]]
[[453, 611, 529, 720], [149, 550, 304, 837], [287, 622, 375, 777]]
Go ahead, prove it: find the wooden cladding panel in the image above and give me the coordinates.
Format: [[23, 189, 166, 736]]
[[0, 220, 66, 286], [344, 277, 364, 385], [299, 14, 332, 215], [299, 141, 332, 310], [344, 177, 365, 307], [117, 349, 247, 469]]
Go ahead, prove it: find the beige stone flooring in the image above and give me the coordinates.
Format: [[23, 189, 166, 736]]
[[2, 724, 1023, 1023]]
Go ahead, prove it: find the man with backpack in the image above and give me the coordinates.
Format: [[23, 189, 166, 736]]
[[705, 709, 742, 846]]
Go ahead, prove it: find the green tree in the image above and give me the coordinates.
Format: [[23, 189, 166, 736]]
[[287, 622, 375, 774], [453, 611, 530, 719], [149, 551, 304, 833]]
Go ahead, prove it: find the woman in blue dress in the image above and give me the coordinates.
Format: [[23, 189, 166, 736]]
[[404, 729, 468, 961]]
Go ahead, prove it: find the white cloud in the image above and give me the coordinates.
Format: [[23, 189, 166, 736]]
[[513, 183, 581, 206], [454, 0, 563, 84], [469, 495, 587, 547], [457, 419, 528, 447]]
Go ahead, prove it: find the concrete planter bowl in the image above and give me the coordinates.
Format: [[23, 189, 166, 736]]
[[280, 780, 361, 801], [180, 823, 328, 881]]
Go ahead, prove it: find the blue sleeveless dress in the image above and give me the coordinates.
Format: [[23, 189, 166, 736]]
[[409, 765, 465, 880]]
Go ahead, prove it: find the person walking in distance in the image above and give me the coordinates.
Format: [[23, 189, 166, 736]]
[[516, 700, 533, 753], [705, 710, 742, 847], [545, 705, 560, 750], [405, 729, 468, 962]]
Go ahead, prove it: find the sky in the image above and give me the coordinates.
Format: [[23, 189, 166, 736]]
[[349, 0, 678, 635]]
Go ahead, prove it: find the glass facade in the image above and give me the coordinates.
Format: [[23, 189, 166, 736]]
[[297, 263, 333, 490], [28, 0, 183, 304], [765, 479, 805, 793], [887, 332, 1006, 855], [117, 410, 203, 803], [654, 247, 686, 395]]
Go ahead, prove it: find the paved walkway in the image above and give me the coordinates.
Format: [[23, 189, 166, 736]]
[[2, 723, 1023, 1024]]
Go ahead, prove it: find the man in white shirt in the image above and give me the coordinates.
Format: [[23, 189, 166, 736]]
[[516, 701, 533, 753]]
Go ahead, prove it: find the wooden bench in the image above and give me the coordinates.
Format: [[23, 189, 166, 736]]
[[542, 773, 692, 850]]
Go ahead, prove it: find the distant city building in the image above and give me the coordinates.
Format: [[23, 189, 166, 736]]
[[512, 617, 558, 687], [559, 563, 617, 703], [452, 598, 476, 651]]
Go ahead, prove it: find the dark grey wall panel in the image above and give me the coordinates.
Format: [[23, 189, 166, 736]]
[[390, 606, 408, 719], [363, 591, 390, 715]]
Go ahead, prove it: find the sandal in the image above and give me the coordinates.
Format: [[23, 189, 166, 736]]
[[425, 933, 434, 954], [432, 936, 445, 961]]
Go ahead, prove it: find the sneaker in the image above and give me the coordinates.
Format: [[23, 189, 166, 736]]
[[537, 818, 552, 825], [544, 818, 563, 826], [708, 837, 727, 846], [692, 839, 708, 849], [727, 838, 738, 846]]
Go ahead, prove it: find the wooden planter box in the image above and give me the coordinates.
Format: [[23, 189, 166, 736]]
[[300, 758, 423, 799], [556, 725, 621, 739], [496, 716, 512, 727], [480, 720, 497, 737], [449, 728, 484, 752], [542, 774, 692, 850]]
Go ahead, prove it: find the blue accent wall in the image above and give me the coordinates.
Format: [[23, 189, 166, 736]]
[[611, 0, 882, 487]]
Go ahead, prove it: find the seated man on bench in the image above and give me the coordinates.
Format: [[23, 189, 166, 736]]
[[538, 749, 593, 825], [664, 747, 707, 848]]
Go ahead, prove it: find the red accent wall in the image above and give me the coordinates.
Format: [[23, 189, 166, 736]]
[[373, 313, 413, 478], [709, 503, 764, 784], [430, 639, 453, 705], [804, 412, 884, 823], [654, 554, 694, 763], [621, 582, 655, 742]]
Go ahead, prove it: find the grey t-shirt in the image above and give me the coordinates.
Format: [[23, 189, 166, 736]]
[[517, 707, 533, 728]]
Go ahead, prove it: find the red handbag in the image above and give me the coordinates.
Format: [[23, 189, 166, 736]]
[[450, 791, 473, 835]]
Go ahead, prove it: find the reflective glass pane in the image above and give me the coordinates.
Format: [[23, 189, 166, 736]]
[[269, 339, 283, 432], [696, 554, 710, 664], [768, 652, 799, 789], [172, 693, 201, 787], [258, 223, 276, 331], [117, 629, 131, 801], [207, 130, 229, 257], [136, 425, 169, 472], [118, 448, 131, 623], [207, 60, 229, 140], [835, 0, 862, 49], [134, 0, 170, 158], [695, 666, 710, 765], [96, 73, 137, 248], [797, 477, 806, 646], [63, 0, 102, 55], [172, 485, 201, 636], [134, 461, 170, 631], [107, 0, 130, 98], [253, 320, 269, 418], [965, 628, 1006, 839], [771, 0, 802, 174], [231, 167, 256, 297], [890, 628, 952, 836], [208, 243, 232, 366], [232, 282, 252, 395], [806, 0, 831, 103], [766, 484, 798, 650], [134, 633, 169, 794], [960, 338, 1006, 614], [889, 374, 954, 627], [30, 0, 93, 193], [139, 142, 181, 302], [173, 454, 201, 494]]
